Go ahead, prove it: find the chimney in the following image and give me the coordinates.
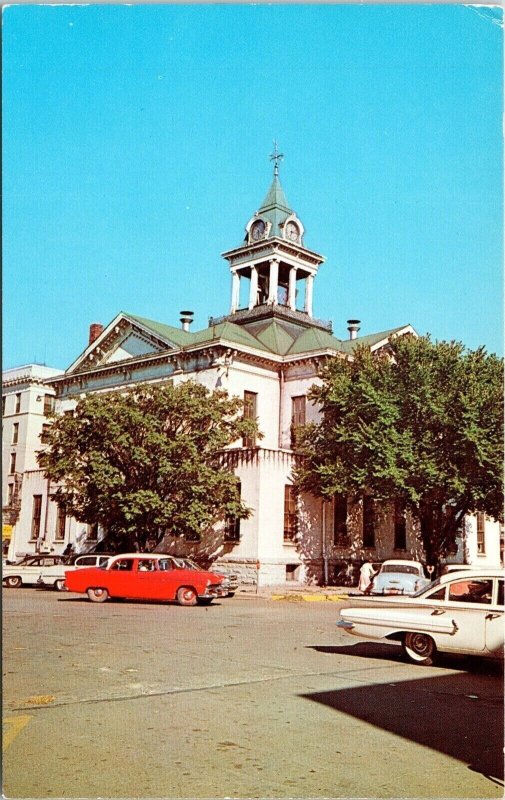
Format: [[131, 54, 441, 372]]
[[89, 323, 104, 345], [347, 319, 361, 340], [180, 311, 194, 332]]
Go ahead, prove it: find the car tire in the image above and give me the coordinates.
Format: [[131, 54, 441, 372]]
[[402, 632, 436, 666], [176, 586, 198, 606], [54, 579, 66, 592], [5, 576, 22, 588], [86, 587, 109, 603]]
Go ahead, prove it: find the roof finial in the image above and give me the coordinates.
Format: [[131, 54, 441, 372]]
[[270, 140, 284, 177]]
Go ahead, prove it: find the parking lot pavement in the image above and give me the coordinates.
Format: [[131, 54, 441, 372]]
[[238, 584, 353, 601], [3, 588, 503, 799]]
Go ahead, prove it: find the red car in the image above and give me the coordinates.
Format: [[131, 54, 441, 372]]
[[64, 553, 225, 606]]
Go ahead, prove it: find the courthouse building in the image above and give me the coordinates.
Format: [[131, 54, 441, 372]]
[[3, 163, 502, 583]]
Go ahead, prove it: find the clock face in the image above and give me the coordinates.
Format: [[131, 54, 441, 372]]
[[251, 220, 265, 240], [286, 222, 299, 241]]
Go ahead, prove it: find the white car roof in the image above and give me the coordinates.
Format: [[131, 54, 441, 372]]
[[438, 567, 504, 583], [109, 553, 169, 560], [381, 559, 423, 568]]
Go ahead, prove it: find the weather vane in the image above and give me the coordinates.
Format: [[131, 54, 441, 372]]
[[270, 140, 284, 177]]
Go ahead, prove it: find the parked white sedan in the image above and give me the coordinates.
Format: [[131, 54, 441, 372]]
[[38, 553, 113, 590], [3, 555, 70, 590], [338, 568, 504, 665]]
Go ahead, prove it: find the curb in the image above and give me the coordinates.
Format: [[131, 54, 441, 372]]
[[270, 593, 349, 602]]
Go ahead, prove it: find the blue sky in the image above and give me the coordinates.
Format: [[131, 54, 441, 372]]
[[3, 4, 503, 369]]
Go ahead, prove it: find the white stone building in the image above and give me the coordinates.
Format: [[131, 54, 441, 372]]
[[2, 365, 67, 560], [3, 165, 502, 582]]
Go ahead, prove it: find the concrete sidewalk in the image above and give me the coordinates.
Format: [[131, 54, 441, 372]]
[[236, 584, 353, 601]]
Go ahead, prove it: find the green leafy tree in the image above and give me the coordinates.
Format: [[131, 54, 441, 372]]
[[294, 336, 503, 565], [38, 381, 258, 551]]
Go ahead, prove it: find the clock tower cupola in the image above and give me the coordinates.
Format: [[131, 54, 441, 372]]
[[221, 145, 325, 320]]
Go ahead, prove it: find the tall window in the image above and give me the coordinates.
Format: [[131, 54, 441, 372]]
[[31, 495, 43, 540], [43, 395, 55, 415], [284, 485, 297, 542], [394, 499, 407, 550], [12, 423, 19, 444], [9, 453, 16, 474], [224, 482, 242, 542], [476, 512, 486, 555], [15, 393, 21, 414], [242, 391, 257, 448], [7, 484, 14, 506], [2, 396, 6, 416], [363, 496, 375, 548], [40, 424, 51, 444], [55, 505, 67, 541], [87, 523, 98, 541], [333, 495, 348, 545], [291, 395, 306, 448]]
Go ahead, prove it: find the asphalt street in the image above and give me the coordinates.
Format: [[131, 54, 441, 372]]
[[2, 588, 503, 799]]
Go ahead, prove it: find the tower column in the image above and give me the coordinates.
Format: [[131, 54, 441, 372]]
[[267, 259, 279, 305], [248, 266, 258, 309], [305, 274, 314, 317], [288, 267, 297, 310], [230, 269, 240, 313]]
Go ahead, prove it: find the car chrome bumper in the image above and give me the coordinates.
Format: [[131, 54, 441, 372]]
[[201, 585, 227, 599]]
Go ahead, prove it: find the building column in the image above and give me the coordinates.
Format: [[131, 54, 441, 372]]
[[305, 274, 314, 316], [230, 269, 240, 313], [288, 267, 297, 310], [248, 266, 258, 310], [267, 259, 279, 305]]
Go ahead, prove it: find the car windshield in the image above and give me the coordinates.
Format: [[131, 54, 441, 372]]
[[173, 558, 199, 570], [412, 577, 440, 597], [381, 565, 419, 575]]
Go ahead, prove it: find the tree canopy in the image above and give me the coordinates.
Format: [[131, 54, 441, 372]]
[[294, 335, 503, 563], [38, 381, 257, 552]]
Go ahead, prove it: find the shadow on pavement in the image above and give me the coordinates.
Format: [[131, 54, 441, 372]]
[[308, 642, 504, 675], [300, 670, 504, 785]]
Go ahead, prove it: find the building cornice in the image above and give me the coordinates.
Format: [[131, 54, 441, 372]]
[[222, 237, 325, 268]]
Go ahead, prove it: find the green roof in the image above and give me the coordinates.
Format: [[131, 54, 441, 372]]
[[125, 313, 195, 346], [339, 326, 408, 354], [286, 326, 344, 356], [125, 312, 411, 361], [259, 175, 292, 215], [250, 174, 294, 242]]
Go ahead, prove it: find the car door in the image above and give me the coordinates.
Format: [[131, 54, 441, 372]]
[[485, 579, 504, 656], [133, 559, 160, 599], [105, 558, 136, 597], [154, 558, 181, 599], [21, 557, 46, 584], [39, 558, 66, 585], [433, 577, 494, 654]]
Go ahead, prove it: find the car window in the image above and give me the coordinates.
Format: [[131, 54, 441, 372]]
[[77, 557, 94, 566], [448, 579, 493, 605], [137, 560, 155, 572], [157, 559, 173, 571], [381, 565, 419, 575], [424, 586, 446, 601], [110, 559, 134, 571], [497, 580, 504, 608]]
